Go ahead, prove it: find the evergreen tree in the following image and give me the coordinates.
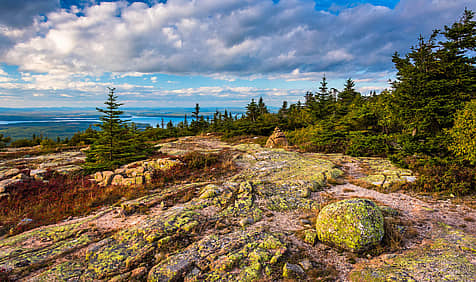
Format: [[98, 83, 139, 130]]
[[391, 10, 475, 142], [190, 104, 201, 132], [258, 97, 268, 115], [317, 75, 329, 102], [337, 78, 360, 116], [246, 99, 259, 122], [84, 87, 149, 171], [192, 103, 200, 121]]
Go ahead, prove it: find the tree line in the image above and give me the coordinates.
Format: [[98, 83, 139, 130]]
[[3, 10, 475, 194]]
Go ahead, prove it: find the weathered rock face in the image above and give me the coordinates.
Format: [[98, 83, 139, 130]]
[[0, 150, 85, 195], [265, 127, 288, 148], [92, 158, 182, 187], [1, 136, 474, 281], [315, 198, 384, 252], [349, 223, 476, 281]]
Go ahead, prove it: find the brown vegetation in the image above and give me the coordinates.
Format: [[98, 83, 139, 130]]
[[0, 149, 237, 237]]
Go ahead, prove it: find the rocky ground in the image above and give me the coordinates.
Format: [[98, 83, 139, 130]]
[[0, 136, 474, 281]]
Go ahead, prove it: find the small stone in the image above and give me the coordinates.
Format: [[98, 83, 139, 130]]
[[240, 217, 254, 227], [283, 262, 305, 279], [299, 259, 312, 271], [102, 171, 114, 186], [299, 187, 311, 198], [300, 219, 311, 225], [94, 171, 103, 182], [302, 229, 318, 245]]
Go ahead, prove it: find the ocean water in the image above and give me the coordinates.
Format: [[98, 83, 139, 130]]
[[0, 115, 190, 127]]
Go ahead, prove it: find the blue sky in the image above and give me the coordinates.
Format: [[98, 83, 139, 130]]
[[0, 0, 474, 108]]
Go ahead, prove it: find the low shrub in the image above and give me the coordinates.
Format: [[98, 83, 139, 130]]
[[180, 151, 219, 169], [402, 157, 476, 196], [0, 171, 148, 236]]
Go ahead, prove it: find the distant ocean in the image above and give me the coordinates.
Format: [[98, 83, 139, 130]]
[[0, 107, 244, 140], [0, 115, 189, 127]]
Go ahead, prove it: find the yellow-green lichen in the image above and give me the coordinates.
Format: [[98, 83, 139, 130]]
[[349, 224, 476, 281], [316, 198, 384, 252]]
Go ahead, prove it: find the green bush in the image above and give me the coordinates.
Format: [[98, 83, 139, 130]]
[[448, 99, 476, 165], [403, 157, 475, 195], [345, 132, 392, 157]]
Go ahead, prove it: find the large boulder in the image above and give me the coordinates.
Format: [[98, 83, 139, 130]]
[[315, 198, 384, 252]]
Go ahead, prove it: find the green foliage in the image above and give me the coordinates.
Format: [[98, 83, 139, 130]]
[[84, 88, 151, 172], [345, 132, 393, 157], [391, 9, 475, 150], [0, 134, 10, 149], [448, 99, 476, 164], [404, 157, 476, 195]]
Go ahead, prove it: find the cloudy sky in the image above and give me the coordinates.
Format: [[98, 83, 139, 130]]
[[0, 0, 474, 108]]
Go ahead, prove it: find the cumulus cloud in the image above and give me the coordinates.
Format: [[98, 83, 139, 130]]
[[0, 0, 475, 108], [0, 0, 59, 27], [1, 0, 474, 80]]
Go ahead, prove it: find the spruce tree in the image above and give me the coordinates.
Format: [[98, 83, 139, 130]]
[[84, 87, 148, 171], [245, 99, 259, 122], [258, 97, 269, 115]]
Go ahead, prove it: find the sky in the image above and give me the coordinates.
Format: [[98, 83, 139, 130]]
[[0, 0, 474, 108]]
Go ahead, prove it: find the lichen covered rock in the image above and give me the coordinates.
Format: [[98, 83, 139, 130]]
[[349, 223, 476, 281], [315, 198, 384, 252]]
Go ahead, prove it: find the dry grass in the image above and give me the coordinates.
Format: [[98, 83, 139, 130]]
[[0, 150, 237, 237], [0, 172, 149, 236]]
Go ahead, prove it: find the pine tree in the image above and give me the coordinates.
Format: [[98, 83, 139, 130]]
[[258, 97, 268, 115], [245, 99, 259, 122], [84, 87, 149, 171], [192, 103, 200, 120], [317, 75, 329, 102], [337, 78, 360, 116]]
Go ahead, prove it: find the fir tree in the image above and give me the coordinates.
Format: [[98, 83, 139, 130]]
[[84, 87, 149, 171], [258, 97, 269, 115], [245, 98, 259, 122]]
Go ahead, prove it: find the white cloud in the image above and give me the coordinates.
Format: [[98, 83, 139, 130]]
[[1, 0, 473, 79], [0, 76, 11, 83], [0, 0, 474, 107]]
